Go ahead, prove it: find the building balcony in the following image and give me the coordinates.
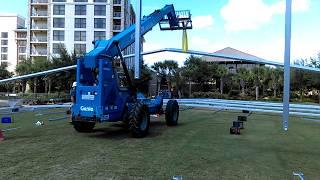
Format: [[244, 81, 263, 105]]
[[16, 33, 27, 38], [113, 0, 121, 5], [31, 49, 47, 56], [113, 25, 121, 31], [31, 11, 48, 18], [16, 36, 27, 40], [113, 12, 121, 18], [31, 0, 48, 4], [31, 24, 48, 30], [31, 36, 47, 43], [18, 49, 27, 54]]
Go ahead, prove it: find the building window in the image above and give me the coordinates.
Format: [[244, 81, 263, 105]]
[[94, 18, 106, 29], [18, 41, 27, 46], [53, 0, 66, 2], [94, 5, 106, 16], [53, 5, 65, 15], [74, 0, 88, 2], [74, 31, 86, 41], [1, 62, 8, 67], [53, 30, 64, 41], [1, 54, 8, 60], [19, 47, 26, 53], [53, 18, 65, 28], [1, 32, 8, 38], [1, 40, 8, 46], [94, 31, 106, 40], [1, 47, 8, 53], [53, 43, 64, 54], [75, 18, 86, 28], [94, 0, 107, 2], [74, 44, 86, 54], [75, 5, 86, 15], [18, 55, 26, 60]]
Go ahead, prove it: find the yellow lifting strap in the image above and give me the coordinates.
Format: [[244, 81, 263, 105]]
[[182, 29, 188, 52]]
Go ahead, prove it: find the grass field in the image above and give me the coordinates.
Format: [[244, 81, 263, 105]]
[[0, 108, 320, 179]]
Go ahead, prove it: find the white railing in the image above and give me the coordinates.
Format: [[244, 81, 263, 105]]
[[32, 36, 47, 42], [32, 49, 47, 55], [16, 34, 27, 39], [32, 11, 48, 16], [31, 0, 48, 3], [31, 24, 47, 29]]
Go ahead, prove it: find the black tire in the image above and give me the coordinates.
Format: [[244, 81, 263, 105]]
[[73, 121, 95, 133], [128, 101, 150, 138], [165, 100, 179, 126]]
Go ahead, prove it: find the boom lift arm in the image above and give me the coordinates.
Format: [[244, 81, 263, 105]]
[[84, 4, 192, 66]]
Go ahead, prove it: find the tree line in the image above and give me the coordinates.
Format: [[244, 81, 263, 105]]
[[12, 47, 77, 94], [151, 53, 320, 103]]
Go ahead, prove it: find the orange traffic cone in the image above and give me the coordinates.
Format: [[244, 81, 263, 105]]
[[0, 130, 4, 141]]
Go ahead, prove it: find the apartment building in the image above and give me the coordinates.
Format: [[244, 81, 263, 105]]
[[27, 0, 135, 64], [15, 29, 28, 64], [0, 14, 26, 72]]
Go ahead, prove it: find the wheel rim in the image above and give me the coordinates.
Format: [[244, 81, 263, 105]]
[[140, 110, 148, 131]]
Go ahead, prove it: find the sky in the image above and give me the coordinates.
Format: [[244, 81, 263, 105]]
[[132, 0, 320, 66], [1, 0, 319, 66]]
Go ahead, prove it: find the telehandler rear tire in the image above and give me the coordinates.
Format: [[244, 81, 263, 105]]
[[165, 100, 179, 126]]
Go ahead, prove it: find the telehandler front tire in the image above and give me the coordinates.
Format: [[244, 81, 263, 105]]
[[128, 101, 150, 138]]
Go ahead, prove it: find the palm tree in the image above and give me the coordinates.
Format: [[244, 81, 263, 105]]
[[16, 58, 33, 93], [270, 68, 283, 97], [151, 60, 179, 93], [309, 54, 320, 103], [181, 56, 200, 97], [261, 66, 271, 97], [181, 66, 193, 97], [152, 61, 167, 94], [251, 66, 265, 100], [237, 68, 251, 96], [217, 65, 228, 94], [172, 68, 186, 98], [163, 60, 178, 90], [0, 64, 14, 92]]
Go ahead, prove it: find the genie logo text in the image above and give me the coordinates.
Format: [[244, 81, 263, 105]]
[[80, 106, 94, 112]]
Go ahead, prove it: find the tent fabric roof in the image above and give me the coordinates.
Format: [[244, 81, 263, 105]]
[[202, 47, 266, 64]]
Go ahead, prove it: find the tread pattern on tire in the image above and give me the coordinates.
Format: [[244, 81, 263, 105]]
[[165, 100, 179, 126], [128, 101, 150, 138]]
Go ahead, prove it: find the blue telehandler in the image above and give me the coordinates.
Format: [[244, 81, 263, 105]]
[[71, 4, 192, 137]]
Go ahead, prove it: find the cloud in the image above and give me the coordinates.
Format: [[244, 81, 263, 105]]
[[190, 36, 226, 52], [192, 15, 214, 29], [247, 36, 319, 63], [221, 0, 310, 31]]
